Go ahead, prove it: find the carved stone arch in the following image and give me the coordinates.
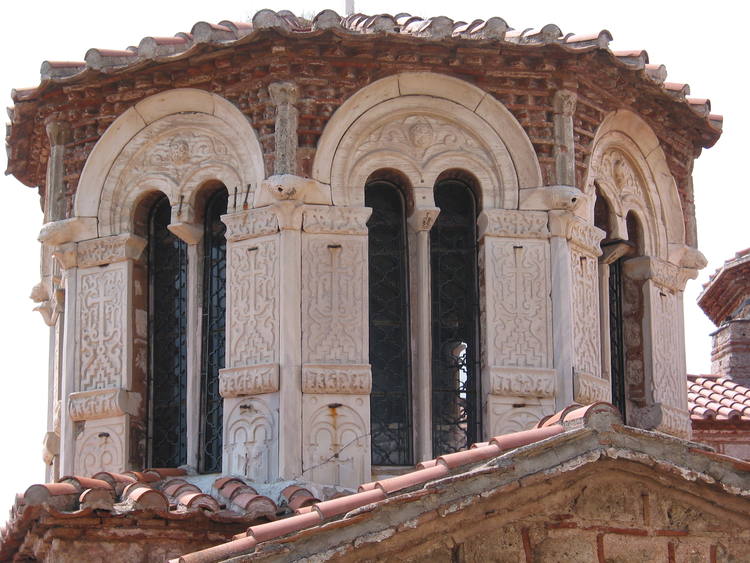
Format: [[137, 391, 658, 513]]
[[74, 89, 265, 237], [224, 398, 277, 482], [313, 73, 542, 209], [584, 110, 686, 259]]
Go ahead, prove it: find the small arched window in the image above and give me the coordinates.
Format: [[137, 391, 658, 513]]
[[430, 179, 480, 456], [199, 188, 228, 473], [148, 194, 188, 467], [366, 180, 412, 466]]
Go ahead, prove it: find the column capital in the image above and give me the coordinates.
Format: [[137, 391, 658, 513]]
[[553, 89, 577, 116], [549, 211, 604, 257], [623, 255, 696, 292], [76, 233, 147, 269], [302, 205, 372, 235], [45, 119, 71, 147], [407, 206, 440, 232]]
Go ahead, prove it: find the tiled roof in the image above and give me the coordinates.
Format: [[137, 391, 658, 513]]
[[10, 9, 721, 134], [170, 403, 624, 562], [688, 375, 750, 422], [698, 248, 750, 325], [0, 467, 325, 561]]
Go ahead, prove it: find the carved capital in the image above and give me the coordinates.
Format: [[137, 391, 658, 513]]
[[489, 367, 556, 398], [38, 217, 97, 246], [269, 81, 299, 106], [52, 243, 78, 270], [167, 222, 203, 245], [272, 200, 304, 230], [478, 209, 549, 239], [219, 363, 279, 397], [553, 89, 577, 116], [550, 211, 604, 257], [573, 371, 611, 404], [45, 120, 71, 147], [623, 256, 695, 291], [222, 208, 279, 242], [407, 206, 440, 232], [68, 388, 140, 422], [77, 234, 147, 268], [302, 364, 372, 394], [303, 206, 372, 235]]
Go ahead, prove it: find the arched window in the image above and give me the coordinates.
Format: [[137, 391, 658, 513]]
[[366, 180, 412, 466], [148, 195, 188, 467], [199, 188, 228, 473], [430, 179, 480, 456]]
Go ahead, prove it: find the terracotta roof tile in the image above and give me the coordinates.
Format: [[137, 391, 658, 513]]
[[688, 375, 750, 421]]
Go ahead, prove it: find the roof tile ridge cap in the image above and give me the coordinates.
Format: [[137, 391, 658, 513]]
[[490, 423, 565, 451], [248, 510, 323, 543], [370, 462, 451, 495], [313, 487, 387, 519], [171, 534, 258, 563]]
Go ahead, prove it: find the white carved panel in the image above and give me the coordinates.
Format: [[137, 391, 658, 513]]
[[489, 367, 555, 398], [303, 394, 369, 488], [574, 371, 611, 405], [570, 249, 601, 380], [77, 262, 129, 391], [222, 208, 279, 242], [487, 396, 555, 438], [69, 388, 139, 421], [226, 236, 279, 367], [302, 206, 372, 235], [302, 364, 371, 394], [74, 416, 127, 475], [483, 239, 551, 369], [219, 364, 279, 397], [650, 286, 683, 410], [223, 396, 278, 482], [302, 235, 367, 364]]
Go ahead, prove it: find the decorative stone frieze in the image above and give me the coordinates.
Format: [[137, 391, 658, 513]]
[[623, 255, 696, 292], [222, 207, 279, 242], [77, 234, 147, 269], [219, 363, 280, 397], [573, 371, 611, 404], [478, 209, 549, 239], [302, 206, 372, 235], [68, 388, 140, 421], [302, 364, 372, 394], [489, 367, 556, 398]]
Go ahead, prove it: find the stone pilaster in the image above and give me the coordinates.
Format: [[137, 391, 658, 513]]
[[624, 256, 695, 438], [300, 204, 372, 488], [549, 211, 608, 408], [478, 209, 556, 436]]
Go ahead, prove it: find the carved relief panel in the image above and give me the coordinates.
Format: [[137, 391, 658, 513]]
[[302, 395, 369, 488], [486, 395, 555, 438], [74, 417, 127, 475], [77, 261, 130, 391], [571, 249, 602, 380], [223, 396, 278, 482], [301, 234, 367, 365]]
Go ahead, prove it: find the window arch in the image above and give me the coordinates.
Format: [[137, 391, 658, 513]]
[[366, 179, 412, 466], [148, 194, 189, 467]]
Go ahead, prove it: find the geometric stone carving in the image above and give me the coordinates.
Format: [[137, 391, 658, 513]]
[[226, 236, 279, 368], [489, 367, 556, 398], [68, 388, 140, 421], [223, 397, 278, 482], [219, 363, 280, 397], [77, 262, 129, 390], [573, 371, 611, 405], [302, 206, 371, 235], [302, 364, 371, 394], [656, 403, 692, 439], [302, 235, 367, 364], [76, 234, 147, 269], [478, 209, 549, 239], [74, 416, 127, 476], [222, 208, 279, 242], [302, 394, 369, 488]]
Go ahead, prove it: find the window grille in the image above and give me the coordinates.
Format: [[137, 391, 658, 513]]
[[609, 258, 626, 417]]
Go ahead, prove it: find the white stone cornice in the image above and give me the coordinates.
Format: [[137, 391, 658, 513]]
[[573, 371, 611, 405], [302, 205, 372, 235], [623, 255, 697, 292], [219, 363, 279, 397], [222, 207, 279, 241], [76, 233, 147, 269], [488, 367, 556, 398], [68, 388, 141, 421], [407, 206, 440, 232], [478, 209, 549, 239], [38, 217, 98, 246], [302, 364, 372, 394]]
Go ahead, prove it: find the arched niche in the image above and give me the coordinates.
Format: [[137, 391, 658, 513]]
[[74, 89, 265, 237], [313, 73, 541, 209], [583, 110, 686, 260]]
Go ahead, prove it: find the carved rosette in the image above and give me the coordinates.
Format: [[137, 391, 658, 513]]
[[478, 209, 549, 239], [574, 371, 611, 405], [489, 367, 556, 398], [68, 388, 139, 421], [302, 206, 372, 235], [77, 234, 147, 269], [302, 364, 372, 394], [219, 363, 280, 397], [222, 208, 279, 242]]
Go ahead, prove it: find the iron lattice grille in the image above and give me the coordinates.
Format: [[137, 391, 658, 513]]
[[609, 258, 627, 418], [430, 180, 481, 457], [366, 181, 413, 466], [200, 190, 228, 473], [149, 196, 189, 468]]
